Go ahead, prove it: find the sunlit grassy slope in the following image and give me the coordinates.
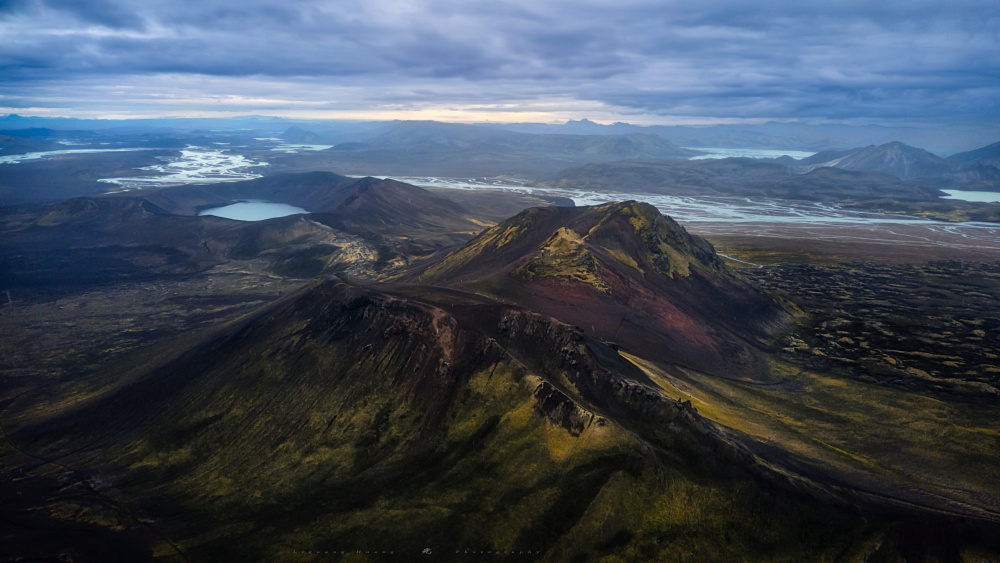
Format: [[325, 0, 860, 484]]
[[623, 353, 1000, 521]]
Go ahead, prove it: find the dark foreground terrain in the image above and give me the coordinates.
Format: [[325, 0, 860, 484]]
[[1, 174, 998, 562], [745, 261, 1000, 399]]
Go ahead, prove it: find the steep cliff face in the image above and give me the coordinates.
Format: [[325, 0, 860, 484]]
[[416, 201, 788, 379], [13, 279, 716, 483]]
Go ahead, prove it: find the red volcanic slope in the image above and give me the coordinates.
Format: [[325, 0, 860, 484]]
[[416, 201, 789, 380]]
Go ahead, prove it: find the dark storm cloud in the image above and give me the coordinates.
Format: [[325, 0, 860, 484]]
[[0, 0, 145, 29], [45, 0, 146, 30], [1, 0, 997, 123]]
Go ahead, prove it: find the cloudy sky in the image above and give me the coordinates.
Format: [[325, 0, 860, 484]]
[[1, 0, 998, 125]]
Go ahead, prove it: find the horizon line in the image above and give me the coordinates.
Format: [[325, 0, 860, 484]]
[[1, 113, 986, 130]]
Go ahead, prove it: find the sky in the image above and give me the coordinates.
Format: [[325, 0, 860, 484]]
[[1, 0, 998, 126]]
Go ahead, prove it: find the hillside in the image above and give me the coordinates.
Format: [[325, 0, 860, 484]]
[[4, 200, 999, 561], [2, 277, 885, 562], [3, 194, 1000, 560], [140, 171, 360, 214], [414, 202, 788, 378], [796, 141, 954, 179], [0, 174, 485, 288], [948, 140, 1000, 167], [311, 176, 478, 244]]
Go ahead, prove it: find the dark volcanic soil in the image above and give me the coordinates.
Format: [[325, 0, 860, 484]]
[[0, 266, 307, 382], [742, 261, 1000, 399], [695, 221, 1000, 265]]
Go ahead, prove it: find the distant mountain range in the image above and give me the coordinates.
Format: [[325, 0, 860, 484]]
[[266, 120, 701, 178], [263, 126, 1000, 191], [4, 113, 996, 155], [546, 139, 1000, 202], [2, 117, 998, 217], [484, 119, 998, 156], [785, 140, 1000, 190]]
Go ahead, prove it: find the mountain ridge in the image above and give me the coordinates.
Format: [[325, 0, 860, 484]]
[[796, 141, 953, 179], [948, 140, 1000, 167], [265, 121, 702, 178], [413, 201, 788, 379], [7, 277, 802, 561], [1, 173, 487, 287]]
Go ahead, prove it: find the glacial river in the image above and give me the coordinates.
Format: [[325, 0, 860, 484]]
[[98, 147, 266, 190], [2, 144, 997, 254], [385, 176, 986, 225], [383, 176, 1000, 256]]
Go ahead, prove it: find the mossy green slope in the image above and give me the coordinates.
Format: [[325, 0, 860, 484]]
[[6, 279, 900, 562]]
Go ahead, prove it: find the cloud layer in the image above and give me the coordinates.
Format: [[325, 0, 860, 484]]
[[1, 0, 998, 123]]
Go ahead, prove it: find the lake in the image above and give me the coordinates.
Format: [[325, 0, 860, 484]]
[[684, 147, 816, 160], [198, 200, 308, 221], [940, 190, 1000, 203]]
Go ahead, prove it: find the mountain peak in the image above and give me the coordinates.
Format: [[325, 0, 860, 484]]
[[584, 200, 725, 277], [279, 125, 323, 142], [416, 202, 785, 377], [516, 226, 608, 291], [423, 201, 723, 286], [798, 140, 951, 179]]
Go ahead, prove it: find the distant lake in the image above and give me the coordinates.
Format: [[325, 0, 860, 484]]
[[940, 190, 1000, 203], [198, 200, 307, 221], [684, 147, 816, 160]]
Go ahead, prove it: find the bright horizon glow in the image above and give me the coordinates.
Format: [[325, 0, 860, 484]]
[[0, 107, 936, 129], [0, 106, 805, 126]]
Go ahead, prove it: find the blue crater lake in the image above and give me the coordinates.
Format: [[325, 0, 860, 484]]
[[198, 200, 308, 221]]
